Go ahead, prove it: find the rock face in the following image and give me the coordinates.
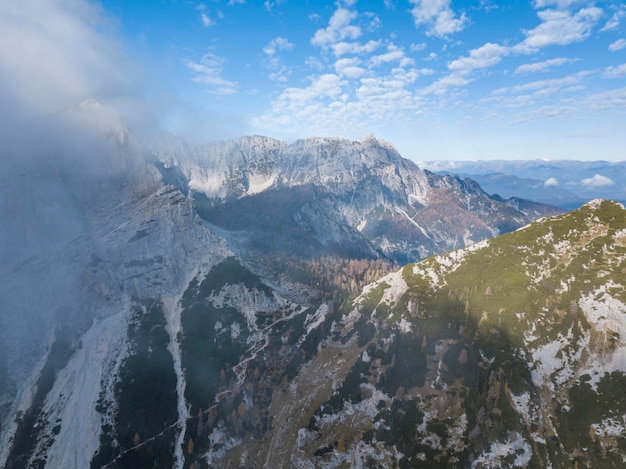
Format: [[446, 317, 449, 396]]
[[151, 134, 561, 263]]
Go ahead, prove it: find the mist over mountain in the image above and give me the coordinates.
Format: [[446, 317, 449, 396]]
[[0, 101, 223, 467], [0, 102, 624, 469]]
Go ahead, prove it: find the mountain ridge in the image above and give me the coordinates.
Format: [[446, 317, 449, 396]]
[[225, 198, 625, 467], [150, 133, 561, 263]]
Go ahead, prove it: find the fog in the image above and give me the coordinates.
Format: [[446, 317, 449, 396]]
[[0, 0, 159, 427], [0, 0, 162, 265]]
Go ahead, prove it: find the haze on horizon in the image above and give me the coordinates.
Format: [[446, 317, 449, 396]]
[[1, 0, 625, 162]]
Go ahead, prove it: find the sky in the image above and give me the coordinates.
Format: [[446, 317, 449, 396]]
[[1, 0, 625, 161]]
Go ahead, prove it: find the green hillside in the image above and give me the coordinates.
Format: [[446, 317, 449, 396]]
[[281, 199, 626, 468]]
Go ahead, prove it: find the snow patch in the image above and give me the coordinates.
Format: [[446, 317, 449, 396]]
[[591, 415, 626, 437], [530, 325, 585, 390], [472, 432, 532, 468], [204, 422, 242, 465], [579, 283, 626, 336], [304, 304, 329, 336], [578, 284, 626, 384], [379, 270, 408, 308], [509, 391, 532, 425], [397, 318, 412, 333]]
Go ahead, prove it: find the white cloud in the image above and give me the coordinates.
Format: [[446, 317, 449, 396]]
[[510, 103, 576, 124], [0, 0, 134, 119], [544, 177, 559, 186], [600, 10, 624, 32], [410, 42, 427, 52], [448, 43, 509, 76], [272, 74, 347, 112], [263, 37, 295, 82], [409, 0, 467, 38], [197, 3, 217, 27], [425, 75, 473, 95], [252, 64, 424, 137], [228, 0, 245, 4], [186, 51, 237, 95], [365, 12, 382, 32], [369, 45, 414, 68], [334, 57, 365, 78], [581, 174, 614, 187], [515, 57, 574, 74], [603, 64, 626, 79], [534, 0, 586, 8], [200, 12, 214, 27], [263, 37, 294, 57], [609, 39, 626, 52], [517, 7, 603, 52], [332, 40, 381, 57], [583, 86, 626, 110], [268, 66, 292, 82], [311, 8, 361, 48], [264, 0, 285, 12], [359, 67, 420, 95], [508, 72, 587, 94]]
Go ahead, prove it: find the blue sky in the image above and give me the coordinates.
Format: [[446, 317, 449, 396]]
[[1, 1, 625, 161]]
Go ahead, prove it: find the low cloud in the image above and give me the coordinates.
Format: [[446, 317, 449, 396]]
[[544, 177, 559, 186], [581, 174, 614, 188]]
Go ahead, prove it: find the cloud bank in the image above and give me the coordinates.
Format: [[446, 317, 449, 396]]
[[0, 0, 134, 122]]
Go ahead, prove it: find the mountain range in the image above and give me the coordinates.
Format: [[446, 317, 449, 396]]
[[0, 101, 624, 468], [421, 159, 626, 210], [149, 133, 560, 264]]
